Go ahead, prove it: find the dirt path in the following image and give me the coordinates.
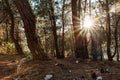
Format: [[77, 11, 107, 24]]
[[0, 55, 120, 80], [0, 55, 23, 80]]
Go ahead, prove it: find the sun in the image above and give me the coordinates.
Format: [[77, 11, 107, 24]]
[[83, 16, 94, 30]]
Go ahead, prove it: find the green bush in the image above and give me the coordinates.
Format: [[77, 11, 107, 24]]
[[0, 42, 16, 54]]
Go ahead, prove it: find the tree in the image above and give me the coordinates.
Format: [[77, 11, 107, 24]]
[[113, 15, 120, 61], [61, 0, 66, 58], [4, 0, 24, 55], [49, 0, 62, 58], [105, 0, 112, 61], [72, 0, 88, 59], [14, 0, 47, 60]]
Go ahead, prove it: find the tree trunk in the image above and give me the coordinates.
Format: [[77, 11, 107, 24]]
[[49, 0, 61, 58], [72, 0, 88, 59], [14, 0, 47, 60], [106, 0, 113, 61], [4, 0, 24, 55], [5, 20, 9, 42], [91, 37, 98, 60], [113, 15, 120, 62], [61, 0, 66, 58]]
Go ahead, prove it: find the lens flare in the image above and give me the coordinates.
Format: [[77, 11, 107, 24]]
[[83, 16, 94, 30]]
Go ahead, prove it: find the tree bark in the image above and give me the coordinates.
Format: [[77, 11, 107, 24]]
[[14, 0, 47, 60], [106, 0, 113, 61], [113, 15, 120, 61], [72, 0, 88, 59], [49, 0, 61, 58], [5, 20, 9, 42], [4, 0, 24, 55], [61, 0, 66, 58]]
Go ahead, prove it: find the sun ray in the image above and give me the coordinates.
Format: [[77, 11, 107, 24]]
[[83, 15, 95, 30]]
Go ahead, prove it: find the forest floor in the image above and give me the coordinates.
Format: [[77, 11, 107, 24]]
[[0, 54, 120, 80]]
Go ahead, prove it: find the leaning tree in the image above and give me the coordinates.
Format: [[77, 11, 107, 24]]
[[14, 0, 47, 60]]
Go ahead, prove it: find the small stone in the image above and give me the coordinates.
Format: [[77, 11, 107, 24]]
[[69, 70, 72, 73], [55, 63, 58, 66], [105, 68, 110, 73], [44, 74, 53, 80], [96, 76, 102, 80], [75, 60, 79, 64]]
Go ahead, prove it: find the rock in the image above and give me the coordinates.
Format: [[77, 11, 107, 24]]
[[69, 70, 72, 73], [96, 76, 102, 80], [75, 60, 79, 64], [105, 68, 110, 73], [44, 74, 53, 80]]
